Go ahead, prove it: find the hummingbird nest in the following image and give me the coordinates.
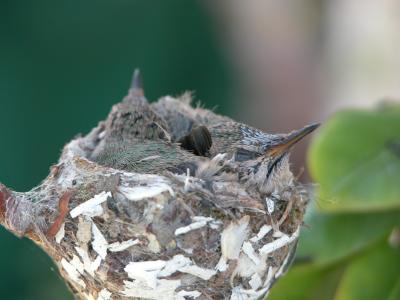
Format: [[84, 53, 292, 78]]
[[0, 70, 317, 300]]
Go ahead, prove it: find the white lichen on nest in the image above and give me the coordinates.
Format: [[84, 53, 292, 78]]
[[174, 216, 218, 236], [70, 191, 112, 218]]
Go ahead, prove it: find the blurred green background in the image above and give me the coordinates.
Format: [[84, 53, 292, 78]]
[[0, 1, 233, 299], [2, 1, 400, 299]]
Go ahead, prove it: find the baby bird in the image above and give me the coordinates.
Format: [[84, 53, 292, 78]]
[[91, 70, 208, 175], [207, 121, 319, 194], [92, 69, 318, 199]]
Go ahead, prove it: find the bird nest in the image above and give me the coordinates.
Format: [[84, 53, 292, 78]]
[[0, 71, 312, 300]]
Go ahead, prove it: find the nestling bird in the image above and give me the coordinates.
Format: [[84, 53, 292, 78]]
[[91, 70, 208, 174], [207, 121, 319, 195], [93, 69, 318, 199], [91, 69, 170, 159]]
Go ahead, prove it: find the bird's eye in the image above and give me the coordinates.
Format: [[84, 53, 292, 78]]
[[235, 148, 260, 162]]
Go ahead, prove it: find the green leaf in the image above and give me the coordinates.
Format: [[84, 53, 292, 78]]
[[297, 204, 400, 266], [387, 276, 400, 300], [267, 263, 344, 300], [334, 240, 400, 300], [308, 106, 400, 212]]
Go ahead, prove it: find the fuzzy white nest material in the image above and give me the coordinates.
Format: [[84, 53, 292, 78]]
[[97, 288, 112, 300], [184, 168, 191, 192], [249, 225, 272, 243], [174, 216, 215, 236], [221, 216, 250, 259], [171, 172, 203, 193], [273, 231, 285, 238], [108, 239, 140, 252], [242, 242, 261, 265], [259, 227, 300, 256], [176, 290, 201, 299], [55, 222, 65, 243], [265, 197, 275, 214], [144, 232, 161, 253], [125, 255, 217, 289], [77, 217, 92, 245], [56, 141, 85, 188], [233, 253, 267, 279], [249, 273, 262, 290], [122, 279, 182, 300], [75, 246, 102, 276], [178, 264, 217, 280], [62, 139, 86, 161], [263, 267, 275, 290], [98, 130, 106, 140], [164, 255, 216, 280], [196, 153, 227, 179], [61, 258, 86, 288], [86, 293, 95, 300], [216, 215, 250, 272], [174, 221, 207, 236], [275, 246, 295, 279], [70, 191, 111, 218], [92, 223, 108, 260], [125, 260, 167, 289], [119, 181, 174, 201], [70, 255, 85, 275], [158, 255, 192, 277], [230, 285, 269, 300]]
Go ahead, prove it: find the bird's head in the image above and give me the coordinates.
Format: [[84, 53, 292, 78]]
[[235, 123, 320, 195]]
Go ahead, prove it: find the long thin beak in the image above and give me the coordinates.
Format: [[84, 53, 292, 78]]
[[267, 123, 320, 157]]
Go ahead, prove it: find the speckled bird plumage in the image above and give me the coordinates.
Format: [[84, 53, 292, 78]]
[[92, 71, 317, 200]]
